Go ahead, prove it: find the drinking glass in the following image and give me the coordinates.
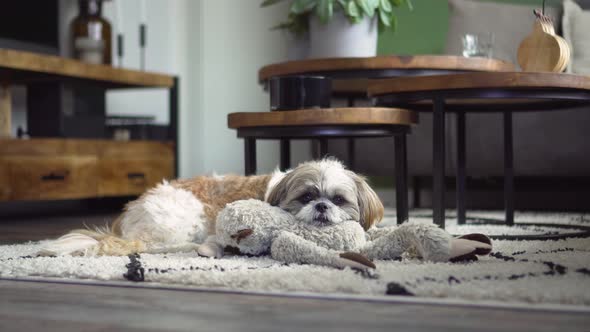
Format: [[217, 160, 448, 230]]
[[462, 33, 495, 58]]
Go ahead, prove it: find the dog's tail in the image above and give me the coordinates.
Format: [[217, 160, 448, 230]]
[[38, 219, 146, 257]]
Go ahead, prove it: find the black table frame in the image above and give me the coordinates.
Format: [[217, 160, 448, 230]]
[[263, 69, 473, 160], [260, 66, 514, 228], [236, 125, 411, 224], [375, 87, 590, 228]]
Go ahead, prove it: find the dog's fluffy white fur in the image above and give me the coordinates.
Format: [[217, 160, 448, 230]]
[[118, 181, 208, 247], [39, 170, 286, 257]]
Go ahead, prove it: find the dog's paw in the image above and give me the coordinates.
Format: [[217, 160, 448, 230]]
[[450, 234, 492, 262], [334, 252, 376, 270], [197, 242, 224, 258]]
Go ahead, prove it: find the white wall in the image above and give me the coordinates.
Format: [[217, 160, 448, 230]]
[[106, 0, 312, 178], [182, 0, 311, 177]]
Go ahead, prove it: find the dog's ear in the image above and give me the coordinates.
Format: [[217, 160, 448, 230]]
[[349, 172, 384, 230], [265, 172, 291, 206]]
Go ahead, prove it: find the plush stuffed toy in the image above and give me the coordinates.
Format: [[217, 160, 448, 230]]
[[215, 199, 492, 269]]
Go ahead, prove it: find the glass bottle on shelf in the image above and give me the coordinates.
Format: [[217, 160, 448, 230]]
[[71, 0, 112, 65]]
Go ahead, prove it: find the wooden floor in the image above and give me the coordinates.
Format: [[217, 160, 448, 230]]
[[0, 213, 117, 244], [1, 213, 589, 331], [0, 279, 588, 332]]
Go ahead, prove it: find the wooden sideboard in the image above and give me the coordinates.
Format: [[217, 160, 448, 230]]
[[0, 139, 174, 201], [0, 49, 178, 202]]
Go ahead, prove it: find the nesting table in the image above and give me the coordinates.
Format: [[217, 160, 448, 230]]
[[369, 72, 590, 230], [236, 56, 514, 226], [228, 107, 417, 224], [258, 56, 515, 170]]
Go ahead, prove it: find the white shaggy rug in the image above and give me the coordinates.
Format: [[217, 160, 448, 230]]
[[2, 209, 590, 308]]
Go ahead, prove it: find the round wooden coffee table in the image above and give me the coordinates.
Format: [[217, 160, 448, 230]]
[[228, 107, 418, 224], [260, 55, 515, 96], [369, 72, 590, 232], [259, 56, 515, 170]]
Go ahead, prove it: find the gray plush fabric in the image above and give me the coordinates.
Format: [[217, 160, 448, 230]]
[[216, 200, 367, 255], [216, 200, 454, 267], [362, 221, 452, 262]]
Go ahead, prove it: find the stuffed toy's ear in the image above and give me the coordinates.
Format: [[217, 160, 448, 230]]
[[348, 172, 384, 230]]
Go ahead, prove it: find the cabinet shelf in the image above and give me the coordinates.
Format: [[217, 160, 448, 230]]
[[0, 49, 174, 88]]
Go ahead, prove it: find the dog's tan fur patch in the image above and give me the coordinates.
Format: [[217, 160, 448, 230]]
[[173, 175, 272, 234]]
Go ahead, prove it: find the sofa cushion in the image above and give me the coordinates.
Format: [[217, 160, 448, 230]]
[[563, 0, 590, 74], [446, 0, 562, 66]]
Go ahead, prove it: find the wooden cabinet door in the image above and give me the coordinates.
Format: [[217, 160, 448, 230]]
[[0, 156, 98, 201], [98, 158, 173, 196]]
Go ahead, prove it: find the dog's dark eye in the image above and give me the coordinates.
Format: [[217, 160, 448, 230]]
[[299, 193, 314, 204], [332, 195, 346, 205]]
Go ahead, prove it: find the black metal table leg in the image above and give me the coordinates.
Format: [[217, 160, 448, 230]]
[[504, 111, 515, 226], [319, 139, 328, 158], [347, 139, 356, 170], [413, 177, 421, 208], [280, 139, 290, 171], [433, 97, 446, 229], [395, 134, 409, 224], [168, 77, 179, 177], [456, 111, 467, 225], [245, 138, 256, 175], [312, 141, 320, 159], [347, 96, 356, 169]]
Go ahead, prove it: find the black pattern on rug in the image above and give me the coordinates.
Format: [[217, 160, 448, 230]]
[[123, 253, 145, 282], [398, 247, 589, 292]]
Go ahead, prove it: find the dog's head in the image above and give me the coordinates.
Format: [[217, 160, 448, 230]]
[[266, 159, 384, 230]]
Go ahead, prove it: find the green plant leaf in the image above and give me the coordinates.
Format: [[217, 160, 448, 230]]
[[270, 22, 291, 30], [378, 11, 396, 33], [316, 0, 334, 24], [346, 0, 360, 17], [368, 0, 380, 10], [260, 0, 285, 7], [379, 8, 390, 26], [390, 13, 397, 32], [291, 0, 317, 14], [337, 0, 347, 8], [356, 0, 375, 17], [391, 0, 402, 6], [379, 0, 392, 12], [406, 0, 413, 11]]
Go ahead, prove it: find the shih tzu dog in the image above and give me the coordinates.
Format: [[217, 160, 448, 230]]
[[40, 158, 490, 262], [40, 159, 384, 258]]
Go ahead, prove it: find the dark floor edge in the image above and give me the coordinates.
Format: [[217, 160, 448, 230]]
[[1, 276, 588, 313]]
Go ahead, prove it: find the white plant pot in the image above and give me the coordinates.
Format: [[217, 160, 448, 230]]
[[309, 12, 378, 58], [284, 31, 310, 61]]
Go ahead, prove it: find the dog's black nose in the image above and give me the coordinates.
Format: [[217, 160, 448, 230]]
[[315, 202, 328, 213]]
